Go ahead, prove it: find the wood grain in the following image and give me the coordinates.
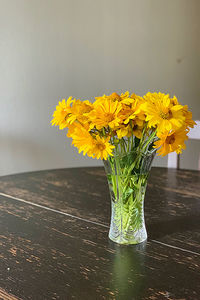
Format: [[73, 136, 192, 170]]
[[0, 194, 200, 300], [0, 288, 21, 300], [1, 167, 200, 253]]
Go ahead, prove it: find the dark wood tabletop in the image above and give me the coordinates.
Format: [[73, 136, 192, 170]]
[[0, 167, 200, 300]]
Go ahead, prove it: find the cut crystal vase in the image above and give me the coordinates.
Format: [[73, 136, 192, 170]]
[[104, 149, 155, 245]]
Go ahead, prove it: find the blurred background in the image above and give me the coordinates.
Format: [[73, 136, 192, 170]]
[[0, 0, 199, 176]]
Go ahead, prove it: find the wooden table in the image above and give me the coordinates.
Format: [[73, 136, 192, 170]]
[[0, 167, 200, 300]]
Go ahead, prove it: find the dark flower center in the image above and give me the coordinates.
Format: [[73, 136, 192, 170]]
[[166, 134, 175, 144]]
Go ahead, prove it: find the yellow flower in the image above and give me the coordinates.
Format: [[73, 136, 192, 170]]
[[67, 123, 76, 138], [116, 125, 132, 139], [67, 100, 93, 125], [143, 92, 185, 133], [132, 118, 144, 139], [170, 95, 179, 106], [67, 122, 90, 138], [121, 92, 142, 106], [154, 128, 188, 156], [90, 136, 115, 160], [51, 97, 73, 129], [123, 96, 145, 124], [118, 105, 133, 123], [71, 126, 114, 160], [88, 99, 123, 130], [71, 125, 94, 156], [116, 118, 144, 139], [120, 91, 130, 99], [119, 91, 132, 104], [94, 91, 135, 106], [109, 92, 122, 102], [94, 92, 122, 106], [182, 105, 196, 129]]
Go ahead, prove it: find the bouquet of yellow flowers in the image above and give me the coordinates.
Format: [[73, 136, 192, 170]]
[[51, 91, 195, 159], [51, 91, 195, 245]]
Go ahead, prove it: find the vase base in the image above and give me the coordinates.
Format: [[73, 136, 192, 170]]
[[108, 232, 147, 245]]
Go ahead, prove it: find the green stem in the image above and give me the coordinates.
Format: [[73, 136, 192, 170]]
[[141, 130, 156, 153]]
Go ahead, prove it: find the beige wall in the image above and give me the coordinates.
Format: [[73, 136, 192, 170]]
[[0, 0, 199, 176]]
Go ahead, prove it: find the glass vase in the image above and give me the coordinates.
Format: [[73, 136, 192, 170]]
[[104, 149, 155, 245]]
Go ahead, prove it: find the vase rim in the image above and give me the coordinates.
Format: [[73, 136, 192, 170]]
[[110, 148, 156, 159]]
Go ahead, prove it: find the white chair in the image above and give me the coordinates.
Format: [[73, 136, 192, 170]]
[[168, 120, 200, 170]]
